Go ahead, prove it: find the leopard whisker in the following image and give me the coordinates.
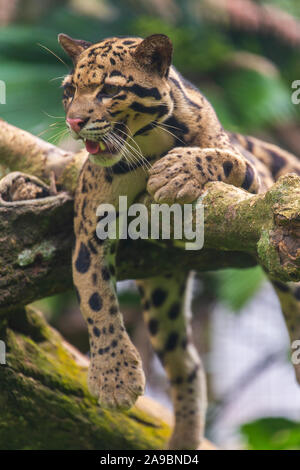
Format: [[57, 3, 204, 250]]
[[152, 122, 185, 146], [110, 124, 147, 168], [38, 43, 69, 68], [110, 131, 151, 173]]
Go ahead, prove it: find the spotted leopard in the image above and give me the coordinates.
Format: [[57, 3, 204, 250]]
[[58, 33, 300, 450]]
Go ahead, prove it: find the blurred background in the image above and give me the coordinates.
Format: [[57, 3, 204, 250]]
[[1, 0, 300, 450]]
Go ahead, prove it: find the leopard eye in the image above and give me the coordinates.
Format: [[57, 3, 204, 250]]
[[64, 84, 75, 99], [97, 84, 120, 99]]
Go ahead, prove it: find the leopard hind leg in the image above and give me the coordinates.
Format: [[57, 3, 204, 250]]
[[137, 271, 207, 450]]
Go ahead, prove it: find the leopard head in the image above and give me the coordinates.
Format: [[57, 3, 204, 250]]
[[58, 33, 174, 167]]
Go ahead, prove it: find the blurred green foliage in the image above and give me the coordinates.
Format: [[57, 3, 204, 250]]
[[215, 266, 265, 312], [241, 417, 300, 450], [1, 0, 299, 139]]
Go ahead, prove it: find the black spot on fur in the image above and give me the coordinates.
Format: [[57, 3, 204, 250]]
[[246, 139, 254, 153], [168, 302, 181, 320], [109, 306, 118, 315], [101, 266, 110, 281], [142, 300, 151, 310], [92, 273, 97, 285], [241, 162, 255, 191], [126, 84, 161, 100], [110, 70, 124, 77], [268, 150, 287, 177], [187, 365, 199, 383], [165, 332, 179, 351], [89, 293, 103, 311], [181, 337, 187, 349], [104, 171, 113, 184], [223, 161, 233, 178], [93, 326, 101, 337], [75, 243, 91, 273], [88, 240, 97, 255], [87, 317, 94, 325], [129, 101, 168, 118], [151, 289, 167, 307], [148, 318, 159, 336]]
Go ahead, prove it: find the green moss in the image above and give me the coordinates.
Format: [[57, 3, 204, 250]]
[[0, 307, 170, 450]]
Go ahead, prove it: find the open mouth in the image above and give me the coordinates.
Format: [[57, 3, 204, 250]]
[[83, 122, 127, 157], [84, 139, 119, 156]]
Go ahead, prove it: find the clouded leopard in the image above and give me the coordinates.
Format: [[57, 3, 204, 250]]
[[58, 32, 300, 450]]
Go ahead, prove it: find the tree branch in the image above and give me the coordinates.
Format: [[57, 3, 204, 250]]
[[0, 119, 86, 193]]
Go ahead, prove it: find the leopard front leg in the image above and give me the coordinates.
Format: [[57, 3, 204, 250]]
[[73, 235, 145, 409], [147, 147, 261, 204]]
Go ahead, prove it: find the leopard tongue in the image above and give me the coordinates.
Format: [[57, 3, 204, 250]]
[[85, 140, 101, 154]]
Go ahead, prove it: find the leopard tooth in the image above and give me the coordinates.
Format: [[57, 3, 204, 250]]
[[99, 141, 106, 151]]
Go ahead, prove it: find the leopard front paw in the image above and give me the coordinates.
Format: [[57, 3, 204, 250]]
[[147, 149, 202, 204], [88, 343, 145, 410]]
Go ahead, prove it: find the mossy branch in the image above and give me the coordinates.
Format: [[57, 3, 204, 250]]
[[140, 173, 300, 282], [0, 304, 215, 450], [0, 306, 174, 449]]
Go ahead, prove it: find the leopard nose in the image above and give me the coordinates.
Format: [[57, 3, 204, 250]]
[[66, 117, 86, 133]]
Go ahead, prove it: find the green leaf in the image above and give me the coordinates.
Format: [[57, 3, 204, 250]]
[[241, 417, 300, 450], [215, 266, 265, 312]]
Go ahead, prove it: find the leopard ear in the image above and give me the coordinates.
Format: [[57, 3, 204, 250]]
[[58, 33, 92, 63], [133, 34, 173, 78]]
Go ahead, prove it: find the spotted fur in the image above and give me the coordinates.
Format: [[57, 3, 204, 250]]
[[58, 33, 300, 450]]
